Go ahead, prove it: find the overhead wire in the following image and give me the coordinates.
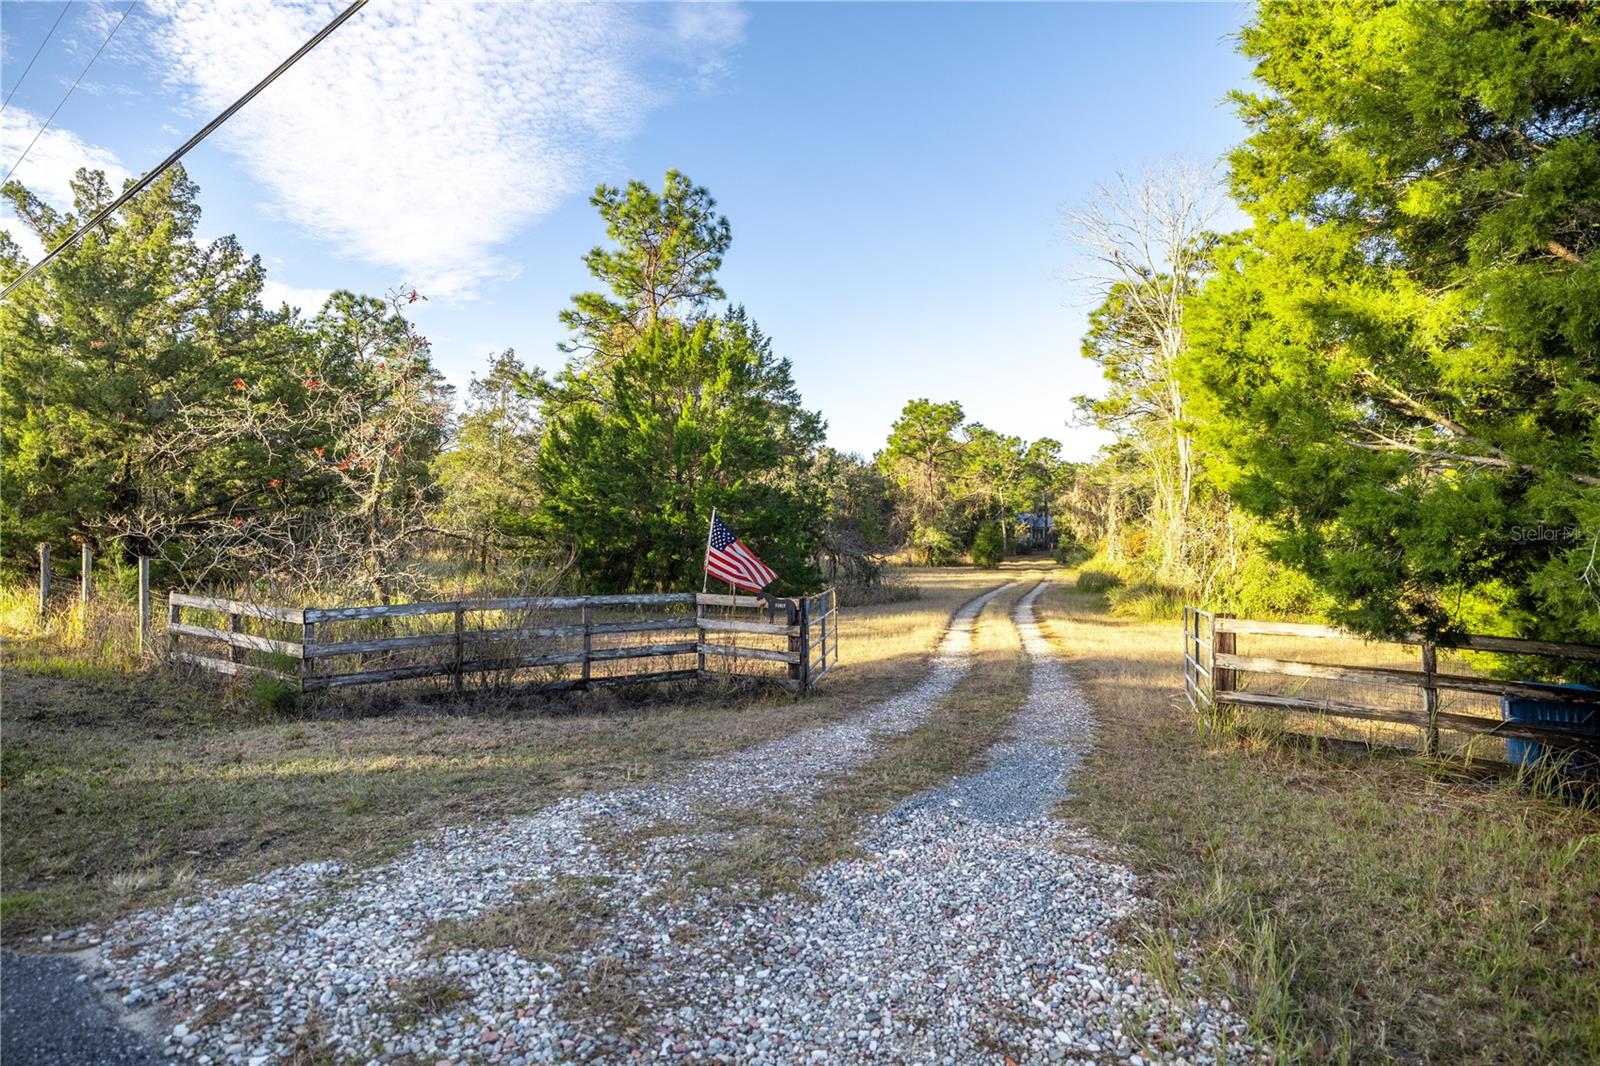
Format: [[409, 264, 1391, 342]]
[[2, 1, 133, 187], [0, 0, 74, 115], [1, 0, 368, 303]]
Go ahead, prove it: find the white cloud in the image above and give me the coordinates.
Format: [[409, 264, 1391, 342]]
[[0, 107, 130, 207], [138, 0, 746, 298], [0, 106, 130, 261], [670, 3, 749, 86], [259, 278, 334, 316]]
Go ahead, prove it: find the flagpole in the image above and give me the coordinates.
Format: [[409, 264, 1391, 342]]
[[702, 507, 717, 594]]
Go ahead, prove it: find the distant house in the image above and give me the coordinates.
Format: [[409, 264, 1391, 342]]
[[1015, 512, 1054, 550]]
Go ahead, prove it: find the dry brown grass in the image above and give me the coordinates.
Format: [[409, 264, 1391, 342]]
[[426, 874, 617, 961], [1039, 577, 1600, 1064], [0, 567, 1013, 943]]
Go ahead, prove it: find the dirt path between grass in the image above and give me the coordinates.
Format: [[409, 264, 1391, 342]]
[[11, 580, 1255, 1064]]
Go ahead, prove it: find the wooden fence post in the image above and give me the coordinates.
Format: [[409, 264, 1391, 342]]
[[229, 612, 245, 664], [137, 557, 151, 655], [452, 603, 465, 695], [581, 604, 592, 688], [695, 597, 706, 678], [1420, 640, 1440, 757], [1212, 613, 1234, 722], [302, 619, 316, 694], [37, 544, 50, 618], [80, 544, 92, 603], [166, 594, 180, 661], [791, 597, 808, 691]]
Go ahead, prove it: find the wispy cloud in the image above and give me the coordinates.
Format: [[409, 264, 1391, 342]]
[[0, 106, 130, 261], [0, 106, 130, 207], [138, 0, 746, 298]]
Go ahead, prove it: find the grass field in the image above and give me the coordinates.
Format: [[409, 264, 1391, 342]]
[[0, 567, 1009, 943], [1040, 576, 1600, 1064]]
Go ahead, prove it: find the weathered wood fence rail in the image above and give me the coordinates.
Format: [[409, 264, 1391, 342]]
[[169, 589, 839, 694], [1184, 608, 1600, 760]]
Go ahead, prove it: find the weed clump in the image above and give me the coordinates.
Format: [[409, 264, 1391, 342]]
[[247, 672, 300, 715], [1075, 568, 1121, 595]]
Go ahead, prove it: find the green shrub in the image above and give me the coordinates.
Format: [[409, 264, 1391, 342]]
[[247, 672, 299, 715], [1215, 552, 1326, 618], [1107, 580, 1186, 620], [1075, 568, 1122, 595], [970, 524, 1004, 568], [910, 523, 959, 567], [1053, 537, 1092, 566]]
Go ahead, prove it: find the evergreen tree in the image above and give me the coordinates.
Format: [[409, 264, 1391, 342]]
[[962, 425, 1027, 554], [879, 399, 966, 565], [531, 311, 825, 593], [560, 170, 731, 357], [0, 165, 289, 570], [433, 350, 541, 573], [1185, 1, 1600, 644], [816, 449, 897, 585]]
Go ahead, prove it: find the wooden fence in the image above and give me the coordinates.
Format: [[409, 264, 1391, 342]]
[[1184, 608, 1600, 761], [168, 588, 839, 695]]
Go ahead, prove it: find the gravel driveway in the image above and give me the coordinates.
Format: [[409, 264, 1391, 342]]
[[580, 583, 1253, 1064], [19, 580, 1253, 1064]]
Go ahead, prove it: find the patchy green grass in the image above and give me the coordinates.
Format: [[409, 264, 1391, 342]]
[[1039, 578, 1600, 1064], [383, 973, 471, 1032], [0, 568, 1009, 943]]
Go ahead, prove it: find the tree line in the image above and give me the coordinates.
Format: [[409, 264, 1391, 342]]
[[4, 1, 1593, 656], [1, 165, 1064, 600]]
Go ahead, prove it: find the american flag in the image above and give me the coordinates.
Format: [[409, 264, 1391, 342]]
[[704, 515, 777, 592]]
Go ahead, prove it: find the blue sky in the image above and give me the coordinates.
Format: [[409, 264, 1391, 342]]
[[1, 1, 1253, 459]]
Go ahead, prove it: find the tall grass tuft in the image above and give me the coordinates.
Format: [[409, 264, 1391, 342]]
[[1106, 579, 1186, 620], [1074, 568, 1122, 596], [1, 584, 148, 673]]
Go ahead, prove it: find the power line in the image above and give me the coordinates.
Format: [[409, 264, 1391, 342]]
[[1, 1, 74, 115], [2, 1, 132, 187], [1, 0, 368, 303]]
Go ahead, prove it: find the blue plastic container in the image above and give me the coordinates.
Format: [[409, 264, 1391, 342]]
[[1501, 683, 1600, 773]]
